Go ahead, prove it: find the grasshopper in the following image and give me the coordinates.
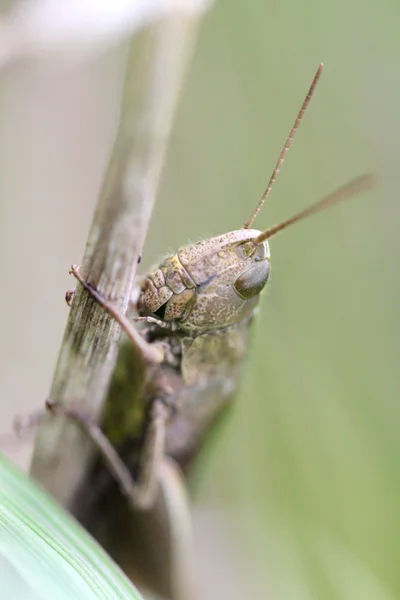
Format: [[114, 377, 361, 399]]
[[60, 63, 373, 599]]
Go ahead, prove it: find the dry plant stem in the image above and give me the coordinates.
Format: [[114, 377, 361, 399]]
[[30, 14, 203, 507]]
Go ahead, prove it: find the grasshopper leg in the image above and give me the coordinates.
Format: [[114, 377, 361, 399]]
[[69, 265, 163, 365], [46, 398, 168, 511], [132, 315, 168, 328], [65, 284, 160, 327], [65, 288, 75, 306], [133, 399, 169, 509], [156, 457, 198, 600]]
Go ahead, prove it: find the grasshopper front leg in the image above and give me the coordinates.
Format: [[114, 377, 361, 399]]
[[69, 265, 164, 365]]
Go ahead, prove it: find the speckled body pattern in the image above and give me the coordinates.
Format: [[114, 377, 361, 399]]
[[134, 228, 271, 467], [138, 229, 269, 331]]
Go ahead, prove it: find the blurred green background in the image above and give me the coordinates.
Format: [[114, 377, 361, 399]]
[[0, 1, 398, 599]]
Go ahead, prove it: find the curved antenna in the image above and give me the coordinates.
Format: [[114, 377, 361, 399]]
[[254, 174, 375, 245], [243, 63, 324, 229]]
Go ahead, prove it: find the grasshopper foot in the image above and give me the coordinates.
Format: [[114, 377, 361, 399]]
[[65, 288, 75, 306]]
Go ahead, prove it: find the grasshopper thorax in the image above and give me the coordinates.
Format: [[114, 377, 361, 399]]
[[137, 229, 270, 334]]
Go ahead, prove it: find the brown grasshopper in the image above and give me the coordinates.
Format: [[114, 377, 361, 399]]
[[59, 63, 373, 599]]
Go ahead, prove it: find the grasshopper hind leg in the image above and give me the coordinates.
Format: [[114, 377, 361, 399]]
[[46, 398, 168, 511], [58, 397, 198, 600]]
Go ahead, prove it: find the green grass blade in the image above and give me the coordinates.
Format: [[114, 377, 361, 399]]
[[0, 456, 142, 600]]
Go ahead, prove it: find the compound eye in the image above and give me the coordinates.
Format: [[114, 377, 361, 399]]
[[233, 260, 270, 299]]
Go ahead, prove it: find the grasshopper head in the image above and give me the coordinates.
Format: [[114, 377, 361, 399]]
[[174, 229, 270, 332], [137, 229, 270, 334]]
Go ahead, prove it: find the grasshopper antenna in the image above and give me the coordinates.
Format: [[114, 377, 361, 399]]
[[243, 63, 324, 230], [254, 174, 375, 244]]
